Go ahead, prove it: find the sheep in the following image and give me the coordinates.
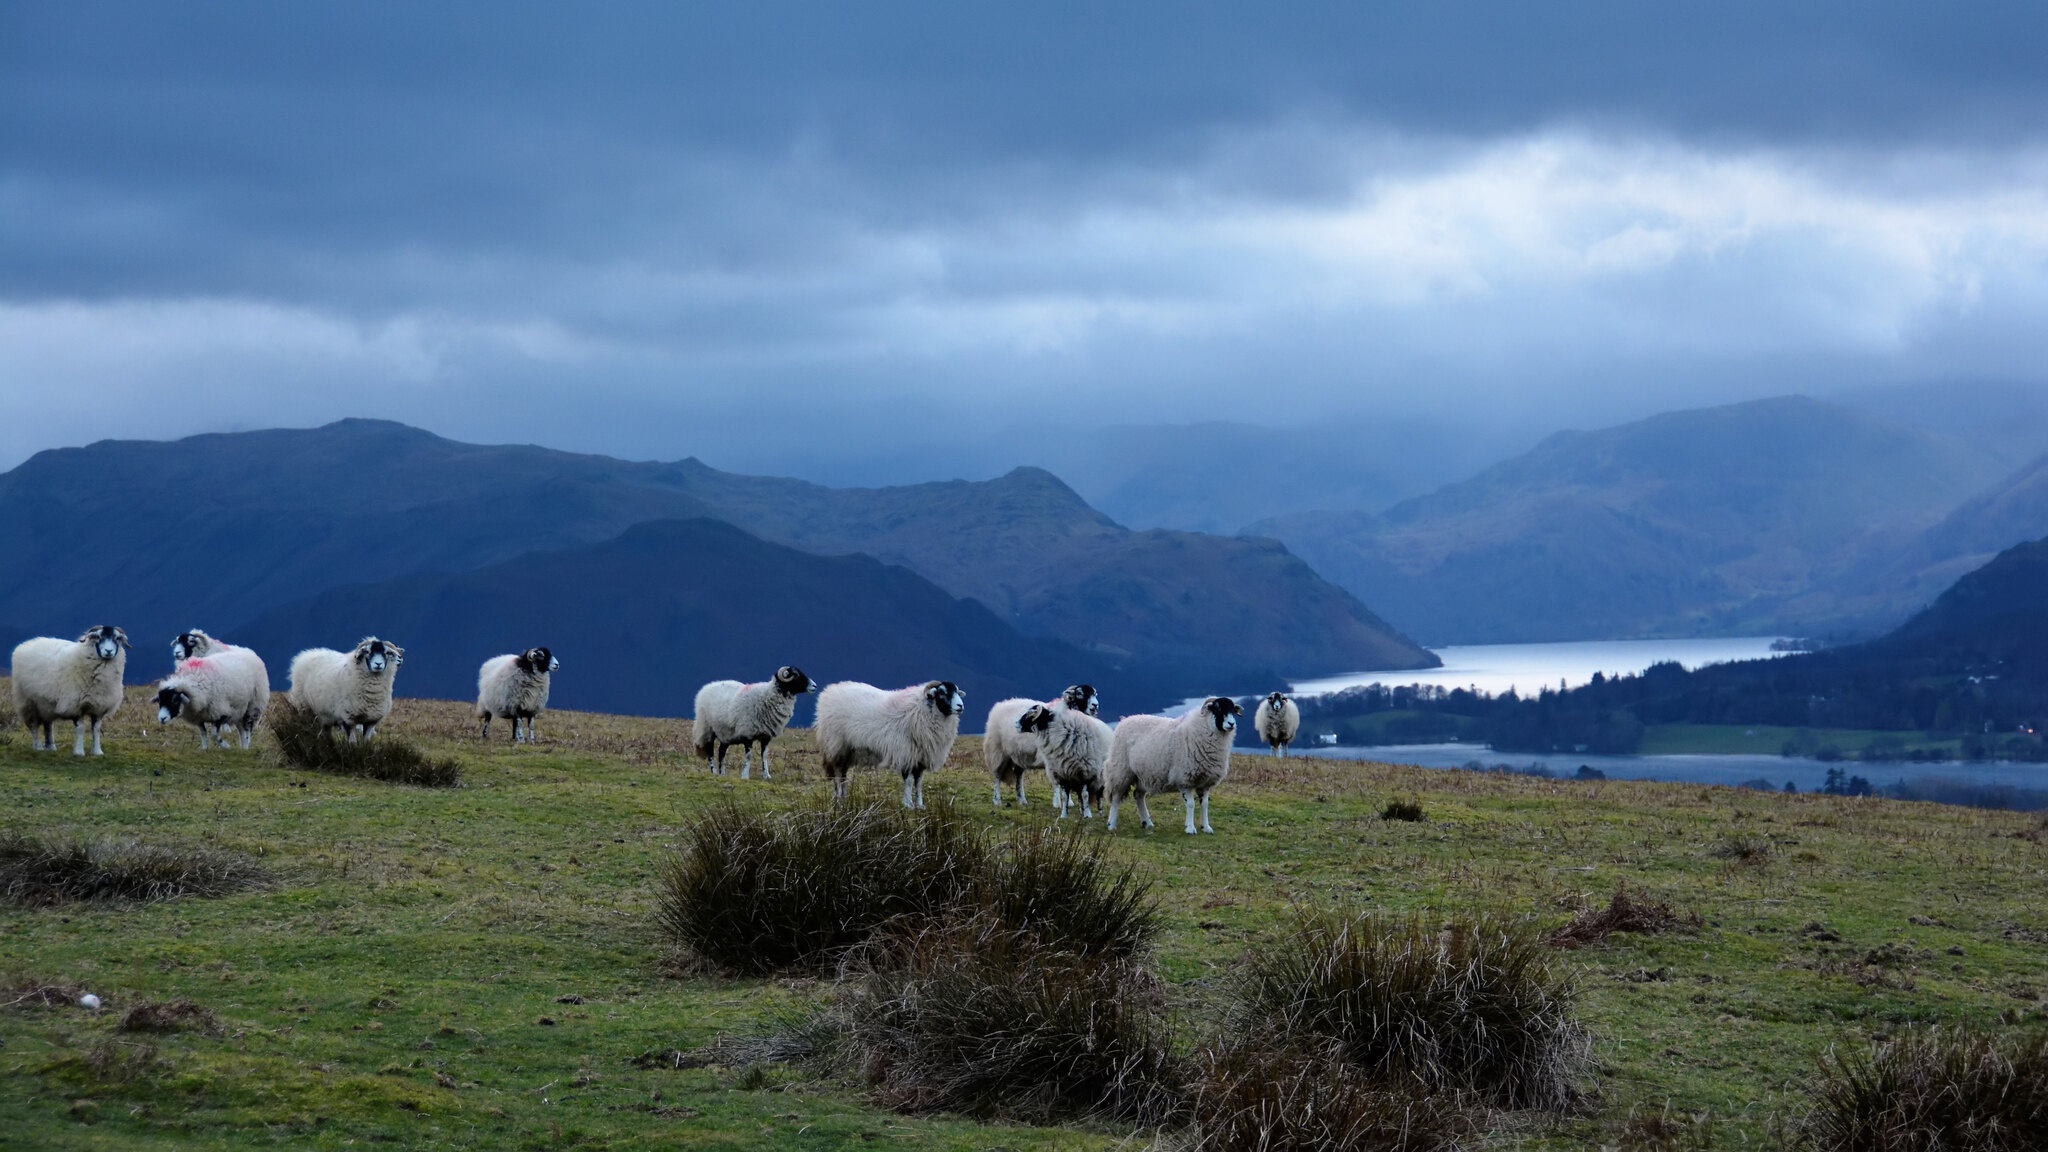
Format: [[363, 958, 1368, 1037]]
[[155, 634, 270, 750], [1104, 696, 1242, 834], [476, 646, 559, 743], [288, 637, 403, 742], [1255, 691, 1301, 757], [983, 697, 1042, 807], [692, 665, 815, 778], [985, 685, 1102, 807], [1019, 703, 1112, 819], [10, 625, 130, 756], [815, 680, 964, 808], [1056, 683, 1100, 717]]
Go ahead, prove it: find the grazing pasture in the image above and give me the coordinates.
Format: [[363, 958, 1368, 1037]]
[[2, 683, 2045, 1148]]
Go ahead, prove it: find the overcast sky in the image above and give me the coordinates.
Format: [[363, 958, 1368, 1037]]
[[5, 2, 2048, 480]]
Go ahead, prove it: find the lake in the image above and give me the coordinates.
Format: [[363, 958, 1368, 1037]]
[[1287, 636, 1790, 698], [1293, 742, 2048, 800]]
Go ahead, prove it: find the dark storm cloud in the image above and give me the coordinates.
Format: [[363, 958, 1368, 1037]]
[[3, 2, 2047, 475]]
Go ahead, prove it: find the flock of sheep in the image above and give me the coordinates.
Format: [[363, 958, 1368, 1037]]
[[7, 626, 1306, 835]]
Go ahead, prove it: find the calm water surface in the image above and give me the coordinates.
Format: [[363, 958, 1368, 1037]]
[[1289, 637, 1789, 698]]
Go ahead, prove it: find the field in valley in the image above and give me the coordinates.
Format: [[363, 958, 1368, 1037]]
[[4, 685, 2046, 1149]]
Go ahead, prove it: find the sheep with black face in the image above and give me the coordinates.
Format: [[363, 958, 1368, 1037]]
[[11, 625, 130, 755], [157, 629, 270, 749], [692, 665, 815, 778], [476, 646, 560, 743], [1104, 696, 1242, 834], [1019, 702, 1113, 819], [288, 637, 403, 742], [1254, 691, 1301, 758], [815, 679, 964, 808]]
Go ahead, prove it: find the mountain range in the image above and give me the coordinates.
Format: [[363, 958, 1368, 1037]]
[[0, 420, 1433, 718], [1248, 396, 2048, 644]]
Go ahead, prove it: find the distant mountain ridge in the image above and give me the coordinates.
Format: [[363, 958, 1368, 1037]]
[[233, 519, 1175, 724], [0, 420, 1433, 705], [1248, 396, 2014, 644]]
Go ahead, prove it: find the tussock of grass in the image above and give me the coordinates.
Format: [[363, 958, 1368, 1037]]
[[1380, 800, 1425, 822], [1184, 1031, 1470, 1152], [1805, 1025, 2048, 1151], [1231, 908, 1589, 1111], [2, 979, 87, 1011], [0, 832, 270, 906], [971, 822, 1158, 958], [268, 697, 460, 787], [829, 913, 1182, 1124], [1710, 833, 1773, 862], [657, 795, 1157, 974], [119, 999, 221, 1035], [1548, 886, 1701, 949]]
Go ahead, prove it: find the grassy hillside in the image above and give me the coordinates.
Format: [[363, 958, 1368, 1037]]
[[4, 687, 2045, 1149]]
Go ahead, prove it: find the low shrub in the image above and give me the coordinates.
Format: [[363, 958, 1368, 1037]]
[[0, 832, 270, 906], [1231, 908, 1588, 1111], [1548, 886, 1701, 949], [831, 913, 1181, 1123], [268, 697, 460, 787], [1805, 1025, 2048, 1150], [1380, 800, 1425, 823], [1183, 1031, 1469, 1151], [657, 794, 1157, 974], [657, 795, 985, 974], [970, 822, 1158, 958]]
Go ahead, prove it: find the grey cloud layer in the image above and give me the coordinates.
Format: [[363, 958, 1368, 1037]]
[[4, 2, 2047, 475]]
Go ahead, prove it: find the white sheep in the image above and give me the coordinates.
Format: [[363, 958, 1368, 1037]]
[[476, 646, 559, 743], [1056, 683, 1100, 717], [1019, 703, 1113, 819], [983, 697, 1042, 807], [692, 665, 815, 778], [985, 685, 1102, 807], [1255, 691, 1301, 758], [815, 680, 964, 808], [1104, 696, 1242, 834], [155, 633, 270, 750], [10, 625, 130, 756], [288, 637, 403, 742]]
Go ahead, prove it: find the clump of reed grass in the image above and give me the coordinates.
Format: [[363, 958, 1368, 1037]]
[[1230, 908, 1589, 1111], [969, 821, 1158, 958], [268, 697, 460, 787], [656, 794, 1158, 974], [1182, 1030, 1470, 1151], [0, 831, 270, 906], [119, 999, 221, 1035], [1804, 1025, 2048, 1150], [1548, 886, 1701, 949], [1710, 833, 1774, 862], [1381, 800, 1425, 822], [828, 912, 1182, 1124]]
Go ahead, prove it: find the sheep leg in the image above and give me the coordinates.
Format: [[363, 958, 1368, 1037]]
[[72, 719, 86, 756], [1105, 793, 1119, 830], [902, 772, 917, 809], [480, 715, 491, 739], [240, 725, 255, 750], [916, 771, 927, 810], [1014, 775, 1026, 806], [1278, 743, 1288, 759], [1183, 790, 1198, 835], [1137, 792, 1155, 830], [91, 716, 106, 756], [1200, 791, 1214, 834], [992, 778, 1004, 807], [758, 741, 771, 780]]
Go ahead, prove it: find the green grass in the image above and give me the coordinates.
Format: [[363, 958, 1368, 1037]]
[[1639, 723, 1965, 759], [3, 685, 2046, 1148]]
